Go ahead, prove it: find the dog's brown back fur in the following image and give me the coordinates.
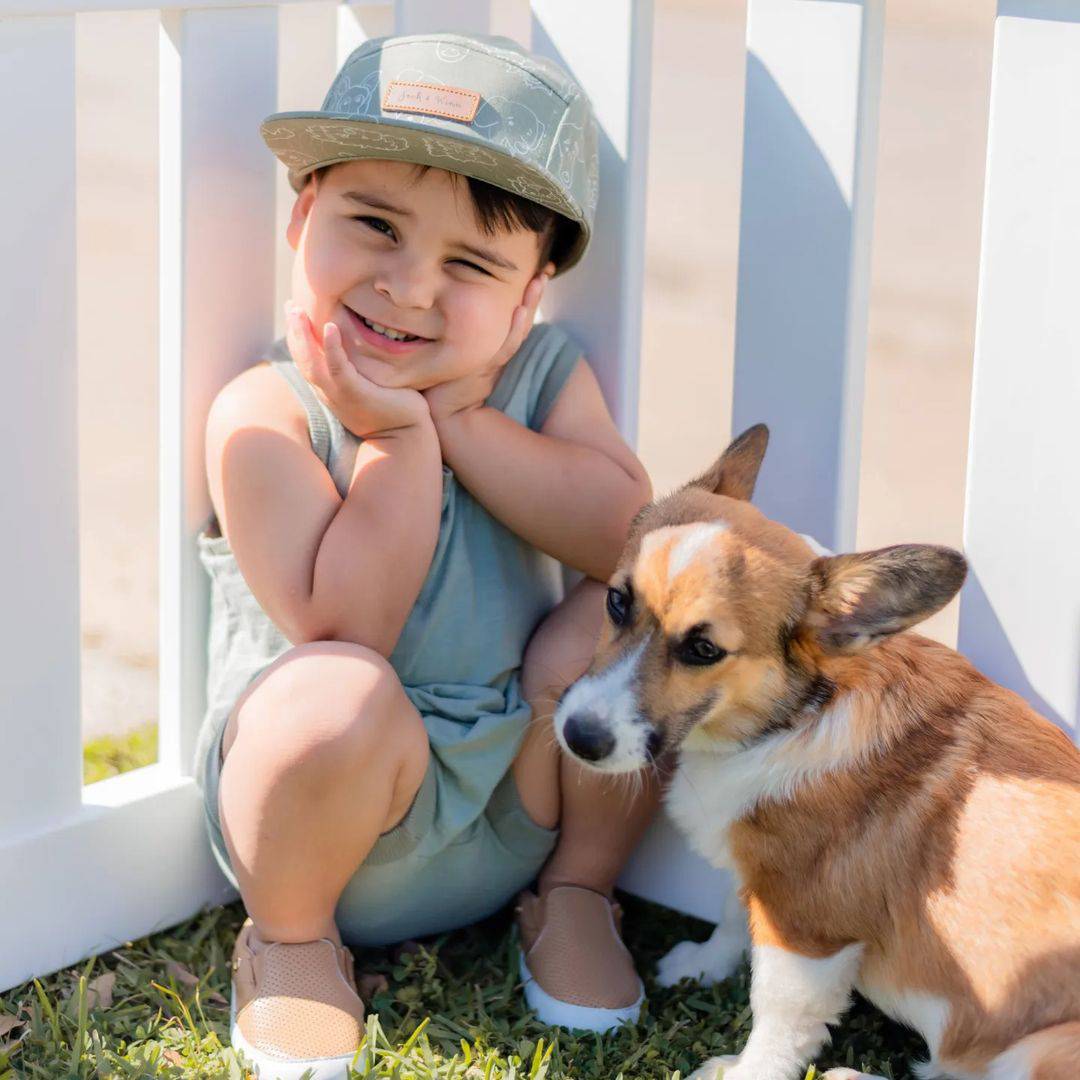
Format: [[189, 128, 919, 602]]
[[731, 634, 1080, 1071]]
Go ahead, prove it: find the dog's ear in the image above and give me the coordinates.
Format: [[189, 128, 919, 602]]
[[687, 424, 769, 501], [803, 545, 967, 653]]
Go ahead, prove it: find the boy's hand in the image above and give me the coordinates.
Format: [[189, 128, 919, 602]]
[[424, 268, 551, 424], [285, 302, 431, 438]]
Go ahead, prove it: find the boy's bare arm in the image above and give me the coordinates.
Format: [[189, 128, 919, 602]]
[[206, 330, 442, 656], [306, 421, 442, 653], [432, 359, 652, 581]]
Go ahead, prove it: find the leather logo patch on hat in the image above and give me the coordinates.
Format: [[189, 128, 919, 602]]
[[382, 80, 480, 123]]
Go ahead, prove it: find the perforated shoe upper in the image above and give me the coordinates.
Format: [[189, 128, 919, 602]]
[[517, 885, 642, 1010], [231, 918, 366, 1061]]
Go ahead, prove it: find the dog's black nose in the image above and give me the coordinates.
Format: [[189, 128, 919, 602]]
[[563, 713, 616, 762]]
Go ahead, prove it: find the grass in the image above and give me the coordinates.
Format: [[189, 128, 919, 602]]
[[66, 731, 926, 1076], [82, 724, 158, 785], [1, 894, 928, 1079], [67, 730, 926, 1076]]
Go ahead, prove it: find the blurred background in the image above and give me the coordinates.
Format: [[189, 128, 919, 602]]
[[75, 0, 995, 772]]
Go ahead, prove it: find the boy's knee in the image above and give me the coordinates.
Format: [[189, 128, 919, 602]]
[[522, 580, 607, 703], [233, 641, 425, 773], [281, 639, 395, 693]]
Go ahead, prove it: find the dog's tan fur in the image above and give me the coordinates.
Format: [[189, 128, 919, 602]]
[[575, 427, 1080, 1079]]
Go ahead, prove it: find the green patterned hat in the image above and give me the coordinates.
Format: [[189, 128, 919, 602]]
[[261, 33, 599, 273]]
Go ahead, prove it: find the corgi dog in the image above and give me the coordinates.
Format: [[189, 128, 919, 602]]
[[553, 426, 1080, 1080]]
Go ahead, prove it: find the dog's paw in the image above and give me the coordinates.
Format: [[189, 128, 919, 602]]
[[686, 1055, 740, 1080], [821, 1071, 887, 1080], [657, 939, 714, 986], [656, 936, 743, 988]]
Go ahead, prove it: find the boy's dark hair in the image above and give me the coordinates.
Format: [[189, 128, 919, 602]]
[[310, 163, 576, 269]]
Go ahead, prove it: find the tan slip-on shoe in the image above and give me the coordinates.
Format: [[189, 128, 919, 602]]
[[516, 885, 645, 1032], [229, 918, 368, 1079]]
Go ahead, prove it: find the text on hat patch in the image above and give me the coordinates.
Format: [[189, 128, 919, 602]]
[[382, 81, 481, 124]]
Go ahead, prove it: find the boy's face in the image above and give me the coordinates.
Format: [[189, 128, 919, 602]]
[[287, 159, 549, 391]]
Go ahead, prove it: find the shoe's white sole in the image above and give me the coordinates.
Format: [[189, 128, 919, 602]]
[[518, 952, 644, 1033], [229, 983, 368, 1080]]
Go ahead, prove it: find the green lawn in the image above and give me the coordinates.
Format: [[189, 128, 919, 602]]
[[50, 726, 928, 1077], [82, 724, 158, 786], [2, 892, 927, 1079]]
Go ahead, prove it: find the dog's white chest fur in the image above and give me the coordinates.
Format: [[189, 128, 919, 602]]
[[666, 752, 741, 867], [666, 702, 861, 867]]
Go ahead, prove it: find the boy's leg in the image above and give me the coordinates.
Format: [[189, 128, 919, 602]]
[[219, 640, 429, 945], [217, 641, 429, 1077], [513, 579, 662, 1031], [513, 578, 662, 892]]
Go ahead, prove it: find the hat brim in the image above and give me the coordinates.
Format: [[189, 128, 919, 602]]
[[261, 112, 590, 274]]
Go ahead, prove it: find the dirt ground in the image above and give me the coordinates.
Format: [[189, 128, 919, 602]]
[[75, 1, 995, 741]]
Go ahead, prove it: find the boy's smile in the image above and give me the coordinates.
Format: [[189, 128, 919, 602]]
[[345, 305, 433, 354], [286, 159, 550, 391]]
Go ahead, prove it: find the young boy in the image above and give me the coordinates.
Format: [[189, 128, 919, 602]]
[[194, 32, 657, 1078]]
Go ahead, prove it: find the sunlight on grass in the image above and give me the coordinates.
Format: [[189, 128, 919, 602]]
[[82, 722, 158, 785], [1, 897, 925, 1078]]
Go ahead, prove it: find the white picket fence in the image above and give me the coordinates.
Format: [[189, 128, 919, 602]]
[[1, 0, 1077, 993]]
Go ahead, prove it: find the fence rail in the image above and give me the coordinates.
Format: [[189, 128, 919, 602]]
[[2, 0, 1078, 992], [0, 0, 339, 13]]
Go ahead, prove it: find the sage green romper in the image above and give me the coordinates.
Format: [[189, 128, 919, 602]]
[[193, 322, 581, 947]]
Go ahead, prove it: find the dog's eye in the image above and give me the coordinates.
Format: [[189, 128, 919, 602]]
[[606, 586, 632, 626], [679, 637, 727, 666]]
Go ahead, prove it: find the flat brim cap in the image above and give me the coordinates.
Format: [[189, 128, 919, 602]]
[[261, 33, 599, 274]]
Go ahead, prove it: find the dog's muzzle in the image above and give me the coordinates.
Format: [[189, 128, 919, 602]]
[[561, 712, 616, 762], [554, 640, 659, 772]]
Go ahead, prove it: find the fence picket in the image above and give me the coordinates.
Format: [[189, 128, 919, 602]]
[[529, 0, 653, 442], [159, 6, 282, 779], [958, 1, 1080, 739], [395, 0, 493, 34], [490, 0, 531, 43], [621, 0, 885, 923], [732, 0, 884, 552], [0, 16, 83, 838], [339, 2, 394, 62]]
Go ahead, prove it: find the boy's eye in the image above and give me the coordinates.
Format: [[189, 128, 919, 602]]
[[355, 215, 395, 239], [449, 258, 491, 276]]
